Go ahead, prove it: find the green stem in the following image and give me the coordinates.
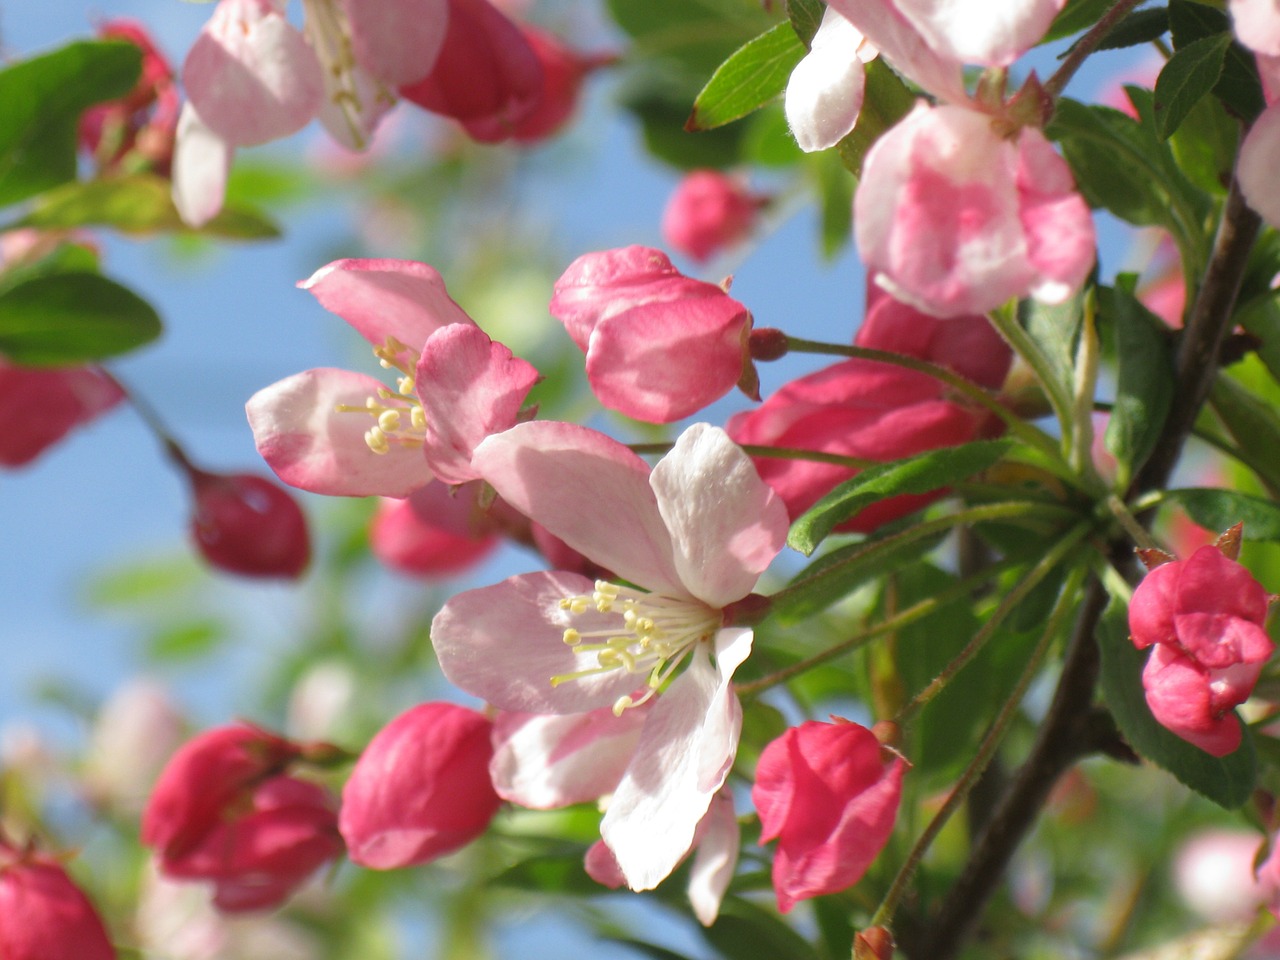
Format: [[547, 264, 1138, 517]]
[[736, 555, 1025, 698], [1043, 0, 1149, 101], [894, 522, 1092, 725], [984, 305, 1076, 455], [1103, 494, 1162, 551], [781, 335, 1068, 471], [870, 564, 1088, 930]]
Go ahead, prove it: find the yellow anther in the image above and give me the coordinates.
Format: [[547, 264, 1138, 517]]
[[365, 427, 390, 455], [377, 410, 401, 432], [562, 628, 581, 645], [397, 376, 415, 396], [612, 695, 634, 717], [411, 407, 427, 430]]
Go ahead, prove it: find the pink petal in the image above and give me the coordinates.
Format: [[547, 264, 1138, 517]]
[[687, 790, 739, 926], [893, 0, 1066, 67], [0, 856, 116, 960], [1175, 613, 1274, 668], [1178, 546, 1271, 625], [315, 62, 395, 151], [1143, 644, 1244, 757], [490, 706, 649, 809], [785, 7, 870, 153], [601, 639, 746, 891], [649, 424, 787, 608], [182, 0, 324, 147], [343, 0, 449, 87], [300, 258, 475, 352], [1240, 103, 1280, 229], [472, 421, 684, 596], [430, 571, 643, 714], [825, 0, 967, 102], [416, 324, 539, 485], [171, 102, 233, 227], [1231, 0, 1280, 57], [0, 362, 123, 468], [660, 170, 760, 263], [369, 482, 498, 577], [246, 368, 435, 497], [1016, 127, 1097, 304], [1129, 559, 1182, 650]]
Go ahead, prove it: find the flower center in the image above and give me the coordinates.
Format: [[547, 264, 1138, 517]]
[[554, 580, 722, 715], [333, 336, 427, 455]]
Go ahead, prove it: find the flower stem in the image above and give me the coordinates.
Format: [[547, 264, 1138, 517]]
[[871, 564, 1088, 931], [95, 366, 194, 473], [1043, 0, 1149, 101]]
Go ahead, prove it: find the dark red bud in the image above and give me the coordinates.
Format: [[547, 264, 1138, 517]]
[[854, 926, 895, 960], [749, 327, 789, 362], [189, 471, 310, 579]]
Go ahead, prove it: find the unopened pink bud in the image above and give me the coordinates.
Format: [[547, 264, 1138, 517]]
[[369, 481, 498, 578], [189, 470, 311, 579], [661, 170, 762, 264], [0, 842, 116, 960], [339, 702, 501, 869], [748, 327, 789, 362]]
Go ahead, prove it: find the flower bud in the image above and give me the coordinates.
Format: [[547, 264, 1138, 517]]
[[660, 170, 763, 264], [0, 841, 116, 960], [369, 481, 498, 577], [339, 702, 501, 869], [188, 470, 311, 579], [854, 927, 895, 960]]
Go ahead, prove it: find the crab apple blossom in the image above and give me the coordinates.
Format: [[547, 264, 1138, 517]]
[[784, 6, 877, 153], [431, 421, 787, 890], [339, 702, 501, 869], [549, 246, 756, 422], [1130, 545, 1274, 756], [247, 258, 536, 497], [510, 27, 610, 142], [661, 170, 763, 264], [141, 723, 343, 912], [0, 840, 116, 960], [752, 719, 905, 913], [0, 361, 124, 468], [187, 470, 311, 579], [398, 0, 543, 143], [369, 480, 499, 577], [855, 101, 1096, 318]]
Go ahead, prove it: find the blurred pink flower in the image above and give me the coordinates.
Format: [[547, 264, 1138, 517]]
[[511, 26, 611, 142], [0, 361, 124, 468], [753, 719, 905, 913], [549, 246, 755, 422], [661, 170, 763, 264], [0, 840, 116, 960], [188, 470, 311, 579]]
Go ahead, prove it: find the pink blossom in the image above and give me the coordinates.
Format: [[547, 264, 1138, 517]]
[[752, 719, 905, 913], [511, 27, 610, 143], [1174, 829, 1268, 923], [0, 361, 124, 467], [1239, 100, 1280, 229], [0, 841, 116, 960], [399, 0, 543, 143], [369, 481, 499, 577], [247, 258, 536, 497], [1232, 0, 1280, 58], [188, 470, 311, 579], [549, 246, 755, 422], [727, 286, 1009, 532], [784, 7, 877, 152], [856, 102, 1096, 318], [1130, 546, 1274, 756], [339, 702, 501, 869], [661, 171, 763, 264], [431, 421, 788, 890], [141, 723, 343, 912]]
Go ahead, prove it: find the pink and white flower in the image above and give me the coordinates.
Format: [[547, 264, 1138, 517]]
[[431, 421, 788, 890]]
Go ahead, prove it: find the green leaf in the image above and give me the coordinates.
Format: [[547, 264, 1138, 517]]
[[604, 941, 698, 960], [0, 41, 142, 206], [1164, 488, 1280, 540], [834, 58, 915, 177], [1096, 596, 1256, 809], [605, 0, 776, 75], [1235, 291, 1280, 384], [786, 0, 826, 46], [1167, 83, 1239, 194], [1209, 374, 1280, 495], [146, 619, 227, 662], [1043, 0, 1116, 44], [1101, 281, 1174, 488], [619, 77, 750, 169], [788, 439, 1016, 555], [16, 175, 281, 239], [1020, 291, 1083, 402], [0, 273, 162, 366], [1169, 0, 1266, 121], [1098, 7, 1170, 51], [688, 23, 805, 131], [815, 148, 853, 260], [1154, 33, 1231, 139], [700, 897, 823, 960]]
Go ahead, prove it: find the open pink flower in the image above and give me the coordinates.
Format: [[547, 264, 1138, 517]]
[[432, 421, 788, 890], [339, 702, 501, 869], [754, 720, 905, 913], [1131, 545, 1274, 756], [141, 723, 343, 912], [247, 258, 537, 498], [0, 841, 116, 960], [0, 361, 124, 468], [661, 171, 762, 264], [549, 246, 755, 422]]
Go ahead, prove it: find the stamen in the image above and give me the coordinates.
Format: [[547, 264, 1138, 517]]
[[333, 336, 429, 454]]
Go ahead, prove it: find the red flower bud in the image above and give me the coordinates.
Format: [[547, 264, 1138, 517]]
[[0, 842, 116, 960], [339, 702, 501, 869], [661, 170, 763, 264], [189, 470, 310, 579]]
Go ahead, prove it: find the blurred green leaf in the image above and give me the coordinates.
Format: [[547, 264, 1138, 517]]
[[1235, 291, 1280, 383], [1097, 6, 1170, 51], [1101, 281, 1174, 489], [1097, 596, 1256, 809], [0, 272, 161, 366], [1154, 32, 1231, 140], [606, 941, 698, 960], [0, 40, 141, 205], [1167, 83, 1239, 193], [1021, 291, 1083, 405], [620, 78, 750, 169], [146, 618, 227, 662], [0, 242, 100, 298], [1164, 488, 1280, 540], [16, 174, 281, 239], [605, 0, 776, 75], [701, 897, 824, 960], [83, 558, 203, 609], [788, 439, 1017, 556], [688, 24, 805, 131], [816, 148, 853, 260], [1209, 373, 1280, 495]]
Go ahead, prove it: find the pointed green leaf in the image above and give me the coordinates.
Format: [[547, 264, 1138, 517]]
[[1154, 32, 1231, 140], [0, 41, 142, 205], [1209, 374, 1280, 495], [688, 23, 806, 131], [0, 272, 161, 366], [786, 0, 825, 46], [1169, 0, 1266, 121], [1043, 0, 1117, 43], [1097, 596, 1256, 809], [788, 439, 1016, 555], [1098, 7, 1170, 51], [1164, 488, 1280, 541]]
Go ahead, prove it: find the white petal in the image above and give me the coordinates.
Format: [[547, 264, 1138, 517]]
[[688, 791, 739, 926], [785, 8, 869, 152], [171, 103, 233, 227]]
